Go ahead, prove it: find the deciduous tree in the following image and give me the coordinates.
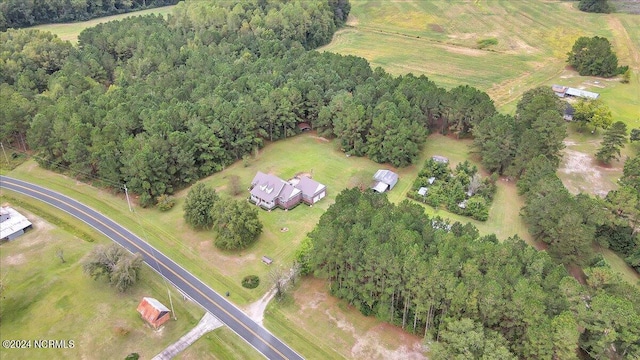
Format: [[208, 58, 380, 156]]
[[567, 36, 623, 77], [578, 0, 613, 13], [211, 198, 262, 250], [183, 183, 219, 230], [83, 244, 143, 292]]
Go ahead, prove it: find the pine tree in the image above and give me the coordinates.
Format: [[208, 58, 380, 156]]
[[596, 121, 627, 164]]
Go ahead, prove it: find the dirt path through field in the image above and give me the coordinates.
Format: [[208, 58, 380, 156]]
[[558, 140, 622, 197], [607, 16, 640, 70]]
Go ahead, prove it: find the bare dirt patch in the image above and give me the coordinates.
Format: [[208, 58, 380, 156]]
[[3, 253, 26, 265], [286, 278, 427, 360], [429, 23, 444, 33], [441, 43, 486, 57], [346, 14, 359, 27], [311, 136, 330, 142], [558, 140, 621, 197]]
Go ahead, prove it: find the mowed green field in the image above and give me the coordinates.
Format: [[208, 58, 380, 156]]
[[30, 5, 176, 43], [320, 0, 640, 127], [5, 132, 536, 358], [0, 200, 206, 360]]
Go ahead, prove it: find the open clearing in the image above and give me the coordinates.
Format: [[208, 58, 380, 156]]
[[5, 131, 539, 358], [7, 1, 640, 355], [0, 204, 203, 360], [31, 5, 175, 43], [265, 278, 427, 360], [320, 0, 640, 128]]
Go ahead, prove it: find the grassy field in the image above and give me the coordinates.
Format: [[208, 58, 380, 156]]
[[30, 5, 176, 43], [6, 1, 639, 355], [5, 134, 423, 306], [320, 0, 640, 128], [3, 132, 528, 359], [0, 200, 206, 360]]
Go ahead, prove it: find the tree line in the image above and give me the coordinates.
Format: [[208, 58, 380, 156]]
[[0, 0, 178, 31], [301, 188, 640, 359], [1, 0, 497, 206]]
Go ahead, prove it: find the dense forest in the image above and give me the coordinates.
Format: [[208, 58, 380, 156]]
[[0, 0, 495, 206], [303, 188, 640, 359], [2, 0, 639, 357], [0, 0, 179, 30]]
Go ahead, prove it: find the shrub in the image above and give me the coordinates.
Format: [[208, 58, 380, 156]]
[[242, 275, 260, 289], [227, 175, 242, 196], [621, 68, 631, 84], [477, 38, 498, 49], [156, 194, 176, 211]]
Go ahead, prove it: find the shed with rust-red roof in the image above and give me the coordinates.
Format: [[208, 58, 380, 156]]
[[137, 297, 171, 329]]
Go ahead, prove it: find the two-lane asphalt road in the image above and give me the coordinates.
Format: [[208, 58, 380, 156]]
[[0, 176, 303, 360]]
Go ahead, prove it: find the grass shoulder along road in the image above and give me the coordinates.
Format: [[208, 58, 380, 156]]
[[0, 198, 201, 360]]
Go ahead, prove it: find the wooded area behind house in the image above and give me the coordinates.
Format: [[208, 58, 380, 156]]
[[1, 0, 639, 358], [0, 0, 496, 206]]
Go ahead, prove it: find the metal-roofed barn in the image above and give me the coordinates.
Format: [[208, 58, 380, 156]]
[[372, 169, 399, 193], [0, 206, 32, 241], [565, 87, 599, 100], [431, 155, 449, 164], [137, 297, 171, 329]]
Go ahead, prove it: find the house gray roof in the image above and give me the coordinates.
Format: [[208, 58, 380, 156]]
[[279, 182, 301, 201], [418, 187, 428, 196], [250, 172, 286, 203], [373, 169, 398, 186], [295, 176, 325, 197]]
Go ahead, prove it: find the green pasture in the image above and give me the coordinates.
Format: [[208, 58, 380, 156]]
[[4, 133, 533, 307], [30, 5, 175, 44], [320, 0, 640, 128], [0, 202, 206, 360], [178, 326, 262, 360], [5, 134, 419, 306]]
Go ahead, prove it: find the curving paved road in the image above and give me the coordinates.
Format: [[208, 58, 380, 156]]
[[0, 176, 303, 360]]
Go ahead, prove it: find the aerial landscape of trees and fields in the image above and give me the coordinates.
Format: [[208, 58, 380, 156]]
[[1, 0, 639, 359]]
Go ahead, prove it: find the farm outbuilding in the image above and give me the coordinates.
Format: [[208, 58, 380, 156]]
[[552, 85, 599, 100], [137, 297, 171, 329], [564, 103, 575, 121], [565, 88, 599, 100], [431, 156, 449, 164], [297, 122, 312, 132], [0, 206, 32, 241], [372, 169, 399, 193]]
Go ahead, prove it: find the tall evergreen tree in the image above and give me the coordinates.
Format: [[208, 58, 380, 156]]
[[596, 121, 627, 164]]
